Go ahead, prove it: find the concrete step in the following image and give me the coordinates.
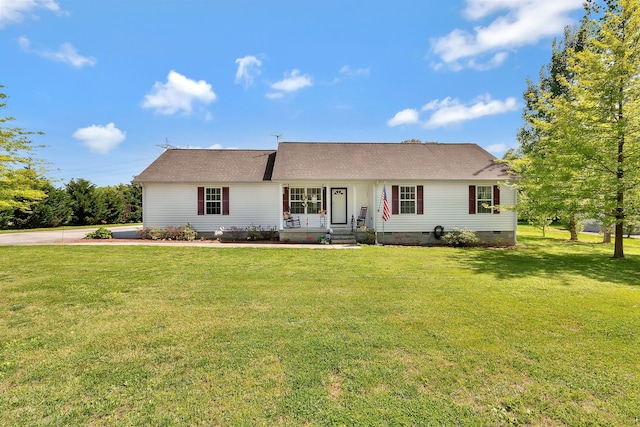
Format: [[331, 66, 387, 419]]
[[330, 228, 357, 245]]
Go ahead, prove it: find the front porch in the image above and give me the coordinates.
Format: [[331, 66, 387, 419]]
[[279, 226, 358, 245]]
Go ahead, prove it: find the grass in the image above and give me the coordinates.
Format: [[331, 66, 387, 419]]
[[1, 226, 639, 425]]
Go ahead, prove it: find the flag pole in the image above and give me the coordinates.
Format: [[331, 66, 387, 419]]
[[381, 182, 389, 246], [375, 183, 379, 245]]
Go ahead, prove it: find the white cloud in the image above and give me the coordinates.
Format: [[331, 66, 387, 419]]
[[339, 65, 370, 79], [142, 70, 217, 115], [387, 109, 420, 127], [270, 69, 313, 94], [18, 36, 96, 68], [485, 143, 508, 155], [331, 65, 371, 84], [0, 0, 62, 28], [234, 55, 262, 88], [431, 0, 583, 70], [265, 92, 284, 100], [72, 123, 126, 154], [388, 95, 519, 129], [422, 95, 519, 128]]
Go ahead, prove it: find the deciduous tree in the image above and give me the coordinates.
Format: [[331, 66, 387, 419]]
[[512, 25, 588, 240], [0, 86, 47, 212], [534, 0, 640, 258]]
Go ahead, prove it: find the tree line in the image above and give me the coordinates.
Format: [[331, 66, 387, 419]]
[[0, 178, 142, 229]]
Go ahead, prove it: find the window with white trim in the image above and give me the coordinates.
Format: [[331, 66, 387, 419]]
[[476, 185, 493, 214], [205, 187, 222, 215], [400, 185, 416, 214], [290, 187, 322, 214]]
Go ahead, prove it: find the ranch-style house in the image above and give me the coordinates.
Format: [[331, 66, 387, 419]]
[[134, 141, 517, 245]]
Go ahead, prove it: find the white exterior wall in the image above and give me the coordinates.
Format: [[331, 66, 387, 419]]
[[142, 182, 281, 232], [373, 181, 517, 233], [141, 180, 516, 235]]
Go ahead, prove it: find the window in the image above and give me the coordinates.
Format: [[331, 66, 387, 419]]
[[476, 185, 493, 214], [198, 186, 229, 216], [290, 187, 322, 214], [205, 187, 221, 215], [400, 186, 416, 214]]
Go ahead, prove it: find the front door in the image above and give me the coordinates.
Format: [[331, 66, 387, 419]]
[[331, 188, 347, 224]]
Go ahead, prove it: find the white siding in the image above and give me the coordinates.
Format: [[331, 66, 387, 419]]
[[142, 182, 281, 232], [373, 181, 516, 233]]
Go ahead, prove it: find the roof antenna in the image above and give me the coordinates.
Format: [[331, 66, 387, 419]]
[[157, 137, 174, 150], [272, 134, 282, 144]]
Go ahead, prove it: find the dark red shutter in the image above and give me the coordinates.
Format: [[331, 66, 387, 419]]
[[493, 185, 500, 214], [322, 187, 326, 211], [197, 187, 205, 215], [417, 185, 424, 215], [392, 185, 399, 215], [468, 185, 476, 215], [283, 187, 290, 212], [222, 187, 230, 215]]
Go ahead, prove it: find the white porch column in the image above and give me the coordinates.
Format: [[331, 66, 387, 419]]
[[279, 183, 284, 230]]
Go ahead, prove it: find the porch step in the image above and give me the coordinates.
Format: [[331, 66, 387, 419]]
[[330, 228, 357, 245]]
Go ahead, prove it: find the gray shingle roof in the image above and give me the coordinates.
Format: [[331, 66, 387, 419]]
[[134, 149, 276, 183], [271, 142, 511, 181], [134, 143, 513, 183]]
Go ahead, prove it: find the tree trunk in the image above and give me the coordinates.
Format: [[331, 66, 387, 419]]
[[613, 124, 625, 258], [568, 216, 579, 241], [614, 220, 624, 258]]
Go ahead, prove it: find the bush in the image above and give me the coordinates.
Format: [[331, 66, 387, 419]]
[[180, 223, 198, 241], [246, 224, 278, 241], [224, 226, 244, 241], [85, 227, 113, 239], [136, 224, 198, 241], [441, 227, 480, 247], [317, 236, 330, 245]]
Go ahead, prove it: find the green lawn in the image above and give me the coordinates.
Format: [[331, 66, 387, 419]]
[[1, 227, 639, 425]]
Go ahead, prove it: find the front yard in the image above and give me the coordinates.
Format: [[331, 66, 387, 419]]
[[1, 226, 638, 425]]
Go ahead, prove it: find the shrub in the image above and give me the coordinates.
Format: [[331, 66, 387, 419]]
[[85, 227, 113, 239], [259, 225, 278, 241], [246, 224, 261, 241], [136, 224, 198, 241], [317, 236, 330, 245], [180, 223, 198, 241], [224, 227, 244, 241], [441, 227, 480, 247]]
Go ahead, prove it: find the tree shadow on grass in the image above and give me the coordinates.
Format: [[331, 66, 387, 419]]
[[460, 243, 640, 287]]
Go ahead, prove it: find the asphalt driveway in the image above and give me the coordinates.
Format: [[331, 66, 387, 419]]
[[0, 226, 359, 248], [0, 226, 140, 246]]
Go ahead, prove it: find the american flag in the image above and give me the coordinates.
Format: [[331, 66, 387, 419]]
[[381, 186, 390, 222]]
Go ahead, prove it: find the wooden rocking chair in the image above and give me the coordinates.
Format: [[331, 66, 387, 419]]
[[356, 206, 368, 227], [284, 213, 301, 228]]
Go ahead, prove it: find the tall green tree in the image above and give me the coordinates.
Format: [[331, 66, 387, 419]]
[[119, 183, 142, 223], [0, 86, 47, 212], [66, 178, 104, 225], [512, 25, 588, 239], [534, 0, 640, 258], [3, 180, 71, 229]]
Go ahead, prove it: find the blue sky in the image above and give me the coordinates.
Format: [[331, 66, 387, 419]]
[[1, 0, 585, 187]]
